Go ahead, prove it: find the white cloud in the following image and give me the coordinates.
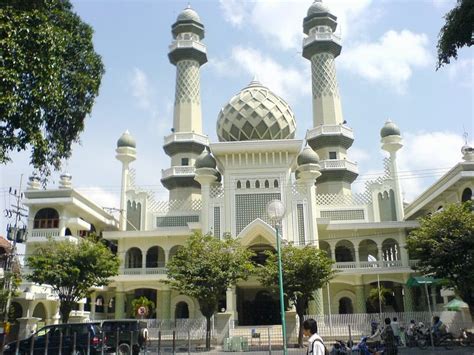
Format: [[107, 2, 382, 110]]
[[219, 0, 374, 50], [211, 46, 310, 101], [432, 0, 456, 10], [130, 67, 154, 110], [398, 131, 467, 201], [339, 30, 432, 93], [349, 146, 371, 164], [446, 59, 473, 88]]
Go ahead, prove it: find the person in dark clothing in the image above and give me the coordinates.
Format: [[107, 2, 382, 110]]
[[381, 317, 398, 355]]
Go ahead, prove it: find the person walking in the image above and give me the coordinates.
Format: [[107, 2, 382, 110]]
[[391, 317, 401, 346], [303, 318, 327, 355], [381, 317, 398, 355]]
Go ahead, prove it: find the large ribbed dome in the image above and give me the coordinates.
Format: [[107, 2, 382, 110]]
[[216, 79, 296, 142]]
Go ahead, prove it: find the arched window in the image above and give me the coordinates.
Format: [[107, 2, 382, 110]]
[[462, 188, 472, 202], [237, 181, 241, 189], [175, 302, 189, 319], [146, 246, 165, 268], [125, 248, 142, 268], [264, 180, 269, 188], [246, 180, 251, 189], [274, 179, 279, 188], [255, 180, 260, 188], [95, 296, 105, 313], [34, 208, 59, 229]]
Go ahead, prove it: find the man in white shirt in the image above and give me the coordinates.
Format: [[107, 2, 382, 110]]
[[391, 317, 401, 346], [303, 318, 326, 355]]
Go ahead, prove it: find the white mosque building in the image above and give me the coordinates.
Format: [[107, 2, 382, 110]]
[[8, 0, 473, 337]]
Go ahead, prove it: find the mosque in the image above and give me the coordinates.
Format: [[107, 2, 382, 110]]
[[6, 0, 473, 338]]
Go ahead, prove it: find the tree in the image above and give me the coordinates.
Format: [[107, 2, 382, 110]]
[[406, 202, 474, 316], [165, 232, 254, 350], [436, 0, 474, 69], [26, 236, 120, 323], [257, 244, 335, 347], [367, 285, 392, 313], [0, 271, 21, 321], [0, 0, 105, 178], [131, 296, 155, 319]]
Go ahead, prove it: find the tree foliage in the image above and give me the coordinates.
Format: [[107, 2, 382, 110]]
[[131, 296, 155, 319], [165, 232, 254, 349], [257, 244, 335, 347], [26, 236, 120, 323], [0, 271, 21, 321], [406, 202, 474, 316], [367, 285, 392, 313], [436, 0, 474, 69], [0, 0, 105, 178]]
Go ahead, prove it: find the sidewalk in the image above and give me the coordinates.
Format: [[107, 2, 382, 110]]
[[400, 347, 474, 355]]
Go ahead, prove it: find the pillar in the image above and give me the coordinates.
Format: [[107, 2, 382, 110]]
[[90, 293, 96, 320], [354, 285, 366, 313], [403, 285, 415, 312], [161, 290, 171, 320], [115, 291, 125, 319], [354, 246, 360, 267], [308, 289, 324, 316], [399, 243, 409, 267]]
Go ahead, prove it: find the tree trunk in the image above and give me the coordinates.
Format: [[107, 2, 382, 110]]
[[59, 301, 74, 323], [458, 288, 474, 318], [297, 309, 305, 348], [206, 315, 211, 350]]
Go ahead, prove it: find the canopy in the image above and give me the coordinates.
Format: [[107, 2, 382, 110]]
[[406, 276, 442, 288], [443, 298, 468, 311]]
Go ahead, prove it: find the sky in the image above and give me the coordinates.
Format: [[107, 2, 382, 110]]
[[1, 0, 473, 232]]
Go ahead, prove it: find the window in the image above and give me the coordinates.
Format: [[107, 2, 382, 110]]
[[246, 180, 251, 189], [237, 181, 241, 189], [255, 180, 260, 188], [273, 179, 279, 188], [264, 180, 269, 188], [329, 152, 337, 160], [33, 208, 59, 229], [462, 188, 472, 202], [181, 158, 189, 166]]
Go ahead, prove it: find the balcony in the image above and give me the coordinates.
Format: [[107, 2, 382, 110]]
[[161, 166, 195, 180], [169, 40, 206, 53], [163, 132, 209, 155], [121, 267, 167, 275], [306, 125, 354, 150], [28, 229, 79, 243], [333, 260, 418, 274], [303, 32, 341, 47]]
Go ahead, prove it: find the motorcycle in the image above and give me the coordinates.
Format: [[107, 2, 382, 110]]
[[459, 328, 474, 347], [331, 339, 351, 354]]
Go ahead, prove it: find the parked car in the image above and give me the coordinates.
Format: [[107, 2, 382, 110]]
[[101, 319, 148, 355], [3, 322, 106, 355]]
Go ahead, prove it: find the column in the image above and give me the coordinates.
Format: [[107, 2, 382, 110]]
[[308, 289, 324, 316], [403, 285, 415, 312], [115, 291, 125, 319], [90, 293, 96, 320], [354, 246, 360, 267], [399, 243, 409, 267], [226, 287, 238, 320], [430, 286, 438, 312], [377, 245, 384, 264], [141, 248, 146, 273], [161, 290, 171, 320], [354, 285, 366, 313]]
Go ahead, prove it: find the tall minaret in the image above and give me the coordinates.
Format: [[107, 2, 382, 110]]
[[161, 5, 209, 201], [381, 120, 404, 220], [116, 131, 136, 231], [302, 0, 358, 195]]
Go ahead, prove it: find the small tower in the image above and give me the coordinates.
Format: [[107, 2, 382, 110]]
[[116, 130, 137, 231], [380, 120, 404, 220], [302, 0, 357, 194], [162, 5, 209, 201]]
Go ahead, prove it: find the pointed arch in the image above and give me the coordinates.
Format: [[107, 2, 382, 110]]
[[237, 218, 276, 247]]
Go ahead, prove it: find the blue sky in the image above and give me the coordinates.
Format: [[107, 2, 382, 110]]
[[1, 0, 473, 231]]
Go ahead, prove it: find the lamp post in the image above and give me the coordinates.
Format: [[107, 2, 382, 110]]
[[267, 199, 287, 355]]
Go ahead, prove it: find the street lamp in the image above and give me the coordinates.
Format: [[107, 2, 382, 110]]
[[267, 199, 287, 355]]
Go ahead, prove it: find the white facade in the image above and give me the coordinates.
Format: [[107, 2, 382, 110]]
[[7, 1, 474, 335]]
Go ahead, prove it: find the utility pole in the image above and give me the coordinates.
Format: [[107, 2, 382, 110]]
[[1, 174, 27, 348]]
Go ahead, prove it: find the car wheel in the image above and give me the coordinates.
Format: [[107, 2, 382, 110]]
[[118, 343, 131, 355]]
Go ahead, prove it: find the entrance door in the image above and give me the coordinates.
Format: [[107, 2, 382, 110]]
[[237, 288, 280, 325]]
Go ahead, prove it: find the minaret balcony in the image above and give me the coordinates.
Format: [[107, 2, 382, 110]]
[[302, 32, 341, 59], [307, 124, 354, 150], [161, 166, 200, 190], [317, 159, 359, 184], [168, 40, 207, 65], [163, 132, 209, 156]]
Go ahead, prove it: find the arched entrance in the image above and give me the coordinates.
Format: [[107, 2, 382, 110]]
[[237, 288, 280, 326], [175, 302, 189, 319], [338, 297, 354, 314], [33, 303, 47, 328], [128, 289, 157, 319]]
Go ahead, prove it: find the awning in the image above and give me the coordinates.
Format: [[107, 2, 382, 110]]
[[406, 276, 442, 287], [443, 298, 468, 311]]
